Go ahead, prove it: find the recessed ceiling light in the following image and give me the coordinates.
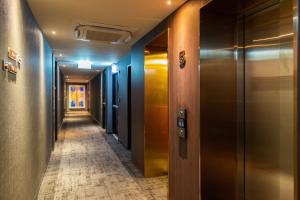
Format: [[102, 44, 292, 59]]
[[78, 60, 92, 69], [59, 53, 63, 57], [52, 31, 56, 35], [167, 0, 172, 5]]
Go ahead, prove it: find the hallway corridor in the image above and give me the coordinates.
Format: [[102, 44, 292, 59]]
[[1, 0, 298, 199], [38, 113, 167, 200]]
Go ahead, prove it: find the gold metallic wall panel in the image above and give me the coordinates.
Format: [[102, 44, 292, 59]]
[[144, 52, 169, 177]]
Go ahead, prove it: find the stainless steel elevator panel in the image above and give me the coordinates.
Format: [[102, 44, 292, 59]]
[[244, 1, 294, 200], [200, 0, 295, 200], [200, 1, 239, 199]]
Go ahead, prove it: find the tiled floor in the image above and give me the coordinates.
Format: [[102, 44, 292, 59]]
[[38, 112, 168, 200]]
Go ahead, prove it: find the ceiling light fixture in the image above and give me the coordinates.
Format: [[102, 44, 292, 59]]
[[59, 53, 63, 57], [111, 64, 119, 74], [167, 0, 172, 5], [78, 60, 92, 69], [52, 31, 56, 35]]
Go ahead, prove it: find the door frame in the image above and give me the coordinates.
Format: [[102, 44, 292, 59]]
[[52, 54, 56, 150]]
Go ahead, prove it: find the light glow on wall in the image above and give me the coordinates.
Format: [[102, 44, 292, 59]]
[[144, 53, 168, 67]]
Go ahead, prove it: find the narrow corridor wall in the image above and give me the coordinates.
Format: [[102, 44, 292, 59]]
[[0, 0, 53, 199]]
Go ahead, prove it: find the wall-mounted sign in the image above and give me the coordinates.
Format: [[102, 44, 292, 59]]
[[179, 50, 186, 69], [2, 59, 17, 74], [8, 48, 17, 61], [2, 60, 10, 70], [3, 47, 21, 75], [8, 65, 17, 74]]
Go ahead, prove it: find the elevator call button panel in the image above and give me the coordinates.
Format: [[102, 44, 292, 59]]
[[177, 108, 187, 139]]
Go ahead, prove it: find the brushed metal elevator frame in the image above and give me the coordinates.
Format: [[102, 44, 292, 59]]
[[294, 0, 299, 198]]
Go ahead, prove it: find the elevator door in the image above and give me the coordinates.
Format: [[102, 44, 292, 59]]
[[244, 2, 294, 200], [200, 0, 295, 200]]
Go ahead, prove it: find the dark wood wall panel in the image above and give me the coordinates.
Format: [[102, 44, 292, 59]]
[[168, 1, 203, 199]]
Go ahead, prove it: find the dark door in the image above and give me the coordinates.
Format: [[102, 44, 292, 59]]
[[112, 73, 119, 135], [52, 55, 56, 150], [54, 61, 58, 141], [127, 66, 132, 149], [102, 70, 107, 129]]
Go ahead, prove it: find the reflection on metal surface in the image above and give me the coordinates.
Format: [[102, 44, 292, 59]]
[[145, 55, 168, 65], [144, 31, 168, 177], [200, 0, 295, 199], [244, 2, 294, 199], [200, 1, 239, 199], [253, 32, 293, 42]]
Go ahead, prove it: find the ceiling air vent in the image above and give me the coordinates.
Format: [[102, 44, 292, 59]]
[[74, 24, 132, 44]]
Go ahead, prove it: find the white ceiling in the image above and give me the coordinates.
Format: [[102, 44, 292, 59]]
[[27, 0, 187, 69]]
